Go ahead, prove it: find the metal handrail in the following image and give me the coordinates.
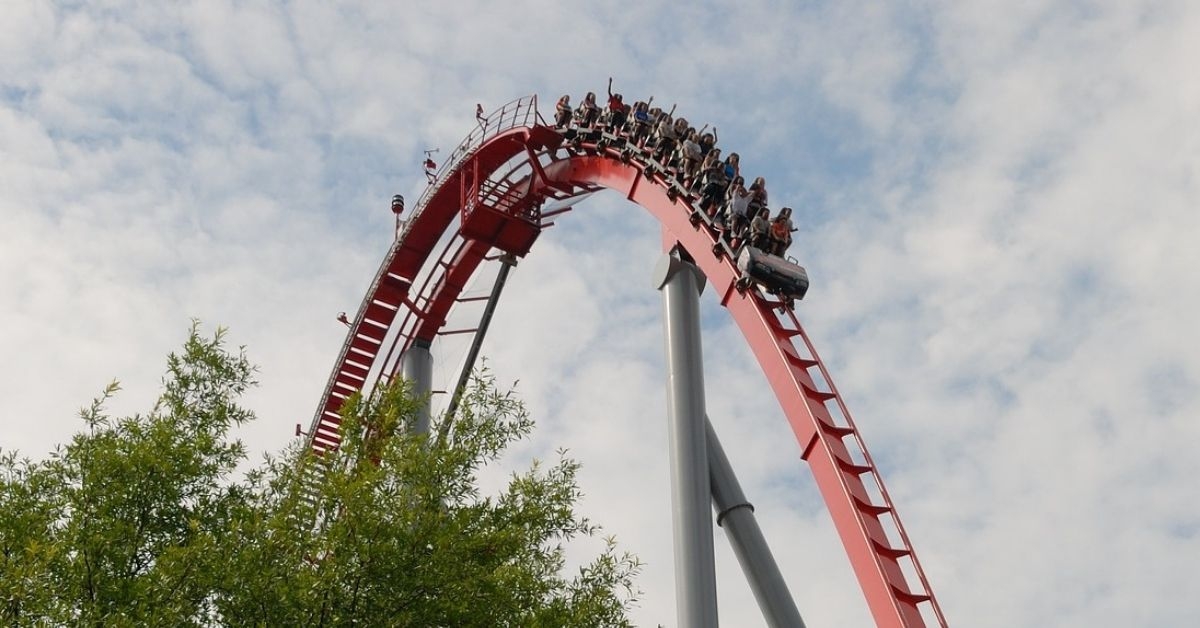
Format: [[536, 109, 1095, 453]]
[[397, 94, 541, 243]]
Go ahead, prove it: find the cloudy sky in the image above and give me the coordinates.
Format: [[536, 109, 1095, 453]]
[[3, 1, 1198, 626]]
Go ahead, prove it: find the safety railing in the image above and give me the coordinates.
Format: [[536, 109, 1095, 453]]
[[464, 174, 540, 221], [398, 94, 543, 242]]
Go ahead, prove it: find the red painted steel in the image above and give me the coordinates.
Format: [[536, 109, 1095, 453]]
[[304, 95, 945, 627]]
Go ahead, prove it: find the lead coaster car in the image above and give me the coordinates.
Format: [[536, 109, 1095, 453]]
[[736, 246, 809, 302]]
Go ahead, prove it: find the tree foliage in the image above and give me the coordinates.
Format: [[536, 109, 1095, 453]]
[[0, 324, 639, 626]]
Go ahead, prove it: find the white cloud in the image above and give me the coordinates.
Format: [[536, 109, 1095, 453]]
[[3, 0, 1198, 625]]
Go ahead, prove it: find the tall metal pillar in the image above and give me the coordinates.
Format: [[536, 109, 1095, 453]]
[[398, 338, 433, 435], [654, 250, 719, 628], [707, 419, 807, 628], [444, 255, 516, 421]]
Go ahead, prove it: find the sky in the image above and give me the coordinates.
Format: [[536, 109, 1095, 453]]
[[2, 1, 1198, 626]]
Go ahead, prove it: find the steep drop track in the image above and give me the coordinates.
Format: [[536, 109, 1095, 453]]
[[304, 95, 947, 627]]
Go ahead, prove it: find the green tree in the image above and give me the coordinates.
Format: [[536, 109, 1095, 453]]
[[0, 325, 640, 627]]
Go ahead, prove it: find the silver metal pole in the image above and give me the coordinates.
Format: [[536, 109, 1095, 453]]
[[444, 255, 516, 421], [398, 338, 433, 435], [707, 418, 807, 628], [654, 251, 719, 628]]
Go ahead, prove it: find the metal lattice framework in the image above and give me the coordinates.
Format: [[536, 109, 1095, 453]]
[[302, 95, 947, 627]]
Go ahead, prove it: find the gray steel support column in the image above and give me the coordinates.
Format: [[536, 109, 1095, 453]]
[[444, 255, 516, 421], [654, 251, 719, 628], [398, 339, 433, 435], [707, 419, 807, 628]]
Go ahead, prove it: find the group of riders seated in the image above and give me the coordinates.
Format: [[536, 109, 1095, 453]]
[[553, 79, 796, 259]]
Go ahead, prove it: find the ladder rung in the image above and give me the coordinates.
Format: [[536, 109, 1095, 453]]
[[348, 338, 378, 358], [817, 419, 854, 437], [873, 537, 907, 561], [835, 454, 872, 475], [356, 324, 386, 342], [757, 297, 789, 309], [872, 541, 910, 560], [312, 430, 339, 442], [370, 297, 400, 311], [338, 370, 365, 384], [802, 383, 837, 403], [312, 438, 339, 450], [340, 360, 368, 377], [344, 355, 372, 370], [892, 586, 932, 605], [780, 343, 818, 367], [855, 495, 893, 517]]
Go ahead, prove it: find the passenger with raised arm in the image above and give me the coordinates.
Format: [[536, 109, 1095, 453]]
[[651, 112, 678, 163], [679, 128, 703, 185], [644, 107, 666, 149], [605, 78, 628, 132], [666, 117, 690, 173], [555, 94, 572, 128], [629, 101, 653, 146]]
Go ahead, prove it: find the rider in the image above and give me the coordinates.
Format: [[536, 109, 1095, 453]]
[[651, 112, 678, 163], [749, 207, 771, 251], [699, 129, 718, 158], [678, 128, 703, 184], [555, 94, 572, 128], [629, 101, 653, 146], [698, 150, 728, 217], [723, 152, 741, 188], [769, 207, 795, 256], [605, 78, 628, 131], [725, 176, 752, 242], [575, 91, 601, 128], [748, 176, 768, 207]]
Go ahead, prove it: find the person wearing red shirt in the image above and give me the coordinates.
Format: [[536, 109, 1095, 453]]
[[605, 77, 628, 132]]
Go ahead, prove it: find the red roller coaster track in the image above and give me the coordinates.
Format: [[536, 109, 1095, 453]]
[[303, 95, 947, 627]]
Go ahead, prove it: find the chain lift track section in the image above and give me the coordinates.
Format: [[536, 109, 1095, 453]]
[[303, 96, 947, 628]]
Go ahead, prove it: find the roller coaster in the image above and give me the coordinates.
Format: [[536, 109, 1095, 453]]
[[300, 95, 948, 627]]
